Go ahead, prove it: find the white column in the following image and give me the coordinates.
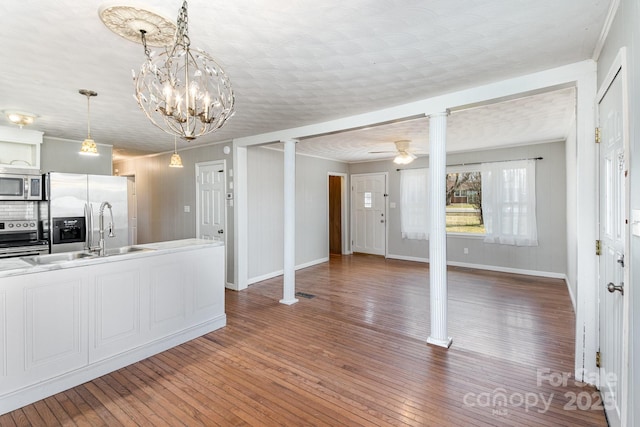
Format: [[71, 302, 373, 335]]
[[427, 111, 452, 348], [281, 139, 299, 305]]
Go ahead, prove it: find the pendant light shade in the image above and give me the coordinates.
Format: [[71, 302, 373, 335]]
[[169, 136, 184, 168], [79, 89, 99, 156]]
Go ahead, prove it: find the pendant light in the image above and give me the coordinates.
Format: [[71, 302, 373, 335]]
[[169, 136, 184, 168], [79, 89, 99, 156]]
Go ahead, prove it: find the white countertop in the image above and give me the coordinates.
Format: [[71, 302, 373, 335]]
[[0, 238, 223, 278]]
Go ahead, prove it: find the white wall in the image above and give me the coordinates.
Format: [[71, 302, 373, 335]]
[[247, 146, 348, 283]]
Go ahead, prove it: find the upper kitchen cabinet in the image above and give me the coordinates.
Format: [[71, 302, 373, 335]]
[[0, 126, 43, 171]]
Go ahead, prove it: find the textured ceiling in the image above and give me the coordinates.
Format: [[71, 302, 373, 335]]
[[0, 1, 607, 161]]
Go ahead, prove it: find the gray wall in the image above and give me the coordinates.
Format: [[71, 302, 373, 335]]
[[114, 142, 235, 283], [247, 146, 349, 282], [598, 0, 639, 424], [41, 137, 113, 175], [350, 141, 567, 275]]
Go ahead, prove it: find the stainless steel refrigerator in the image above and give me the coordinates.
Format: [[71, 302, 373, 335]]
[[46, 172, 128, 253]]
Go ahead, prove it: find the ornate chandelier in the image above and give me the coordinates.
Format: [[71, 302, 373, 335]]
[[132, 0, 235, 140]]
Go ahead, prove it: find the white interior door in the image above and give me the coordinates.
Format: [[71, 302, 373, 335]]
[[598, 68, 626, 427], [196, 161, 226, 241], [351, 173, 386, 256]]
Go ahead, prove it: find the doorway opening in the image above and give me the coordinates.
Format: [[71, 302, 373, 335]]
[[328, 172, 348, 255]]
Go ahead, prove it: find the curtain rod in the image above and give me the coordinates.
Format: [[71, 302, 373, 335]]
[[396, 156, 543, 171]]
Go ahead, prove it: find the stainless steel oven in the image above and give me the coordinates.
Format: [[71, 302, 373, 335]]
[[0, 220, 49, 258], [0, 173, 42, 201]]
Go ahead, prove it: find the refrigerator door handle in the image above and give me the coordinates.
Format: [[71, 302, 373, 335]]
[[85, 203, 93, 250]]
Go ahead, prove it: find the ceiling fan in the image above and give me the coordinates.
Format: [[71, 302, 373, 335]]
[[369, 140, 418, 164]]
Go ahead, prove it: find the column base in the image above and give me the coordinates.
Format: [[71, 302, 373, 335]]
[[279, 298, 299, 305], [427, 336, 453, 348]]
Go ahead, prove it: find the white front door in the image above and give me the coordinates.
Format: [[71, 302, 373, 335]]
[[351, 173, 386, 256], [598, 67, 626, 427], [196, 161, 226, 241]]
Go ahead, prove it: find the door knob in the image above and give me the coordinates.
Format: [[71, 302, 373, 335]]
[[217, 229, 224, 234], [607, 282, 624, 295]]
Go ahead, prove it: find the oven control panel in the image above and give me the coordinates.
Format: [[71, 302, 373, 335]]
[[0, 220, 38, 233]]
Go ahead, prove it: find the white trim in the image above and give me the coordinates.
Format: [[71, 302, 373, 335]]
[[387, 254, 428, 263], [565, 276, 577, 312], [592, 0, 621, 61], [446, 261, 566, 280], [233, 145, 248, 291], [247, 257, 329, 286], [388, 254, 568, 281], [225, 281, 237, 291]]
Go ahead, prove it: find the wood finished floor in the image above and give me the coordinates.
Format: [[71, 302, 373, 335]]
[[1, 254, 608, 426]]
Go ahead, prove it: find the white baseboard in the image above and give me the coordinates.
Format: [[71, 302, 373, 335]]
[[225, 281, 238, 290], [387, 254, 566, 281], [387, 254, 428, 263], [564, 276, 577, 311], [445, 260, 566, 280], [248, 257, 329, 285]]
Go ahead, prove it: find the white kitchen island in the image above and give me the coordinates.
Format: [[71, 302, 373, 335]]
[[0, 239, 226, 415]]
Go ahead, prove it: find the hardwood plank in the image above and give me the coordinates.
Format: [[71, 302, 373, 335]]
[[0, 255, 607, 426]]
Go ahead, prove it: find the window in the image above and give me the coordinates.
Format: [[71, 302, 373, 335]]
[[399, 160, 537, 245], [446, 170, 484, 234], [363, 191, 372, 208], [400, 168, 429, 240], [481, 160, 538, 246]]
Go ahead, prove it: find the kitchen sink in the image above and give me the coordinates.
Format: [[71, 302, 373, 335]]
[[23, 251, 96, 265], [105, 246, 154, 256]]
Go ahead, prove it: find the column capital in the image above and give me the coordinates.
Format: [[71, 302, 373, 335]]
[[425, 110, 450, 119]]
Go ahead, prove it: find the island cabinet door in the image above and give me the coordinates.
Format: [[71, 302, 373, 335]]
[[0, 269, 89, 398], [88, 259, 144, 363], [189, 245, 225, 323]]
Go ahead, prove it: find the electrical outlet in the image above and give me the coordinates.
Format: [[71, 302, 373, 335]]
[[463, 248, 469, 255], [184, 205, 190, 213]]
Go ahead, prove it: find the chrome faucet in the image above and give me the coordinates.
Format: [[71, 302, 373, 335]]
[[98, 201, 115, 256]]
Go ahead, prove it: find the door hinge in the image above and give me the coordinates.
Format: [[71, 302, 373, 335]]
[[596, 351, 601, 368], [595, 127, 601, 144], [596, 240, 601, 256]]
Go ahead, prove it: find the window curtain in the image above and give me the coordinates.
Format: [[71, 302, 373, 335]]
[[400, 168, 429, 240], [481, 160, 538, 246]]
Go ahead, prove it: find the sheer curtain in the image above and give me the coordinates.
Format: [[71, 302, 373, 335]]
[[400, 168, 429, 240], [481, 160, 538, 246]]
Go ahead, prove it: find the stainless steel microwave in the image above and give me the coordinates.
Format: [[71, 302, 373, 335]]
[[0, 173, 42, 200]]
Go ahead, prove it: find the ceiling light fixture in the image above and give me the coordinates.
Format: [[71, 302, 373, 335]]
[[79, 89, 99, 156], [4, 111, 36, 128], [393, 151, 417, 165], [131, 0, 235, 141], [169, 136, 184, 168]]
